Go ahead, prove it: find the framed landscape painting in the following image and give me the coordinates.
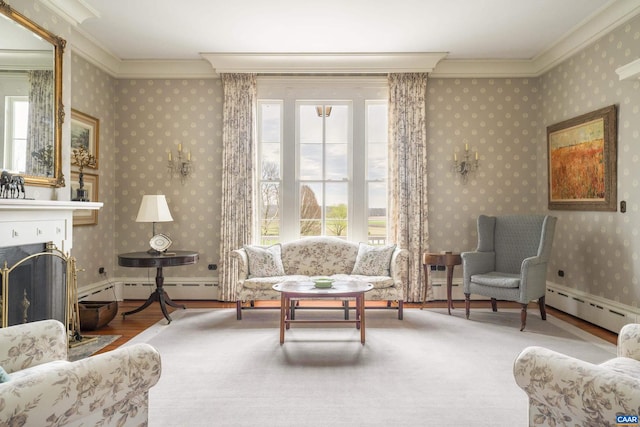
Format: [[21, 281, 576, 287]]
[[547, 105, 617, 211], [71, 109, 99, 169]]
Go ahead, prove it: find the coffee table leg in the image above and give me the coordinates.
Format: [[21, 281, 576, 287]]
[[280, 293, 286, 344]]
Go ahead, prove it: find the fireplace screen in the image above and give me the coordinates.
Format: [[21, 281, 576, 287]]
[[1, 242, 79, 339]]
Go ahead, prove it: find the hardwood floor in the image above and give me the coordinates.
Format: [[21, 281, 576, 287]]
[[86, 299, 618, 355]]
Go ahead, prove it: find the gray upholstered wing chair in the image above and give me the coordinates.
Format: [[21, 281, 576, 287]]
[[461, 214, 557, 331]]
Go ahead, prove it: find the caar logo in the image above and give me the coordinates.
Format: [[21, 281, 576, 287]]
[[617, 414, 639, 425]]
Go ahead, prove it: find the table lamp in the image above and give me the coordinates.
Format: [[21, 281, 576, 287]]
[[136, 194, 174, 254]]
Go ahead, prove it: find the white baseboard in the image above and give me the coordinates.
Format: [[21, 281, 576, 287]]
[[546, 283, 639, 333], [118, 276, 220, 300]]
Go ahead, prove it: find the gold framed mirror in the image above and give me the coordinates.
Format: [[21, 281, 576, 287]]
[[0, 1, 66, 187]]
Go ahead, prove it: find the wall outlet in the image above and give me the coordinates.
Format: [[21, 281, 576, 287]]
[[208, 264, 217, 271]]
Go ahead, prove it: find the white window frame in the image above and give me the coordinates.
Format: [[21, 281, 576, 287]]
[[256, 76, 388, 244]]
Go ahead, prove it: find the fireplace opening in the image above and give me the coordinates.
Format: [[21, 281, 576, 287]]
[[1, 243, 69, 329]]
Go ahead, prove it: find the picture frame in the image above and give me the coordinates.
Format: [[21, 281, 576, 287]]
[[547, 105, 617, 211], [70, 172, 99, 225], [70, 109, 99, 169]]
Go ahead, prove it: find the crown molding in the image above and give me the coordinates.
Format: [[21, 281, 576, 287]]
[[70, 27, 216, 79], [200, 52, 448, 74], [39, 0, 99, 26], [63, 0, 639, 79]]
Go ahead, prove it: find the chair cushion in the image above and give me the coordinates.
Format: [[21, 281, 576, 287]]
[[471, 272, 520, 288], [331, 274, 395, 289], [244, 244, 285, 278], [243, 275, 310, 290]]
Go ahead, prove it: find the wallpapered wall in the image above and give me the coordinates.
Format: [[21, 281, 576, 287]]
[[425, 78, 542, 253], [9, 0, 640, 307], [70, 55, 116, 286], [113, 78, 224, 279], [540, 15, 640, 306]]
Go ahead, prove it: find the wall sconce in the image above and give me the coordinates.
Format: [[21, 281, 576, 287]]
[[167, 143, 193, 183], [453, 143, 479, 183]]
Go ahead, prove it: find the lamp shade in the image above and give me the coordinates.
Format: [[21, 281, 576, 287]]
[[135, 195, 174, 223]]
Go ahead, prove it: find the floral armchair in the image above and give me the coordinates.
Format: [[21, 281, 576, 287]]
[[0, 319, 161, 427], [514, 323, 640, 427]]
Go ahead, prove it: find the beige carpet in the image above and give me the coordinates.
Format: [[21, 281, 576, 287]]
[[126, 307, 616, 426]]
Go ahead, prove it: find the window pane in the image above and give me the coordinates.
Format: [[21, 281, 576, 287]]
[[368, 182, 387, 245], [325, 105, 348, 144], [326, 143, 347, 180], [299, 105, 322, 144], [299, 143, 322, 180], [367, 103, 387, 144], [260, 103, 281, 143], [14, 101, 29, 139], [325, 183, 348, 237], [299, 183, 322, 236], [261, 143, 280, 179], [367, 142, 387, 180], [260, 182, 280, 244]]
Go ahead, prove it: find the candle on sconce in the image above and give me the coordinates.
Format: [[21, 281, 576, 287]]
[[168, 151, 172, 161], [454, 153, 457, 161], [188, 151, 191, 161], [178, 143, 182, 152], [465, 143, 469, 151], [475, 151, 478, 160]]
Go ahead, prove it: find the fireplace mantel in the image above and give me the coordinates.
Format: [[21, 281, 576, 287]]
[[0, 199, 103, 211], [0, 200, 103, 253]]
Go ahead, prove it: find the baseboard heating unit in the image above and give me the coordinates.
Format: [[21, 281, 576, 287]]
[[546, 283, 639, 333]]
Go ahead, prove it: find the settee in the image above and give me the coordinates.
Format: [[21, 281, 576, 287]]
[[0, 319, 161, 427], [232, 236, 408, 320], [514, 323, 640, 426]]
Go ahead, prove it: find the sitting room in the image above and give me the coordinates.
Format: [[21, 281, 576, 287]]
[[1, 0, 640, 425]]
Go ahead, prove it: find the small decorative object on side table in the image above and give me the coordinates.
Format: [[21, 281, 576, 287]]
[[422, 252, 462, 314], [118, 250, 198, 323], [71, 146, 96, 201]]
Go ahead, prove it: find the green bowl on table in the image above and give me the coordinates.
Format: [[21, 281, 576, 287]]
[[313, 278, 334, 288]]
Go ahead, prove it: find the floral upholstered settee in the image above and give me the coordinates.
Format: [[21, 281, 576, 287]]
[[232, 236, 408, 320], [0, 319, 161, 427], [514, 323, 640, 427]]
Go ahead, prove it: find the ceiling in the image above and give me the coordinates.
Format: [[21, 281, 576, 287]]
[[40, 0, 640, 77]]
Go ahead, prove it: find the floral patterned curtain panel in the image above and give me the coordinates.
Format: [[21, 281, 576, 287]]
[[388, 73, 429, 302], [26, 70, 54, 176], [219, 73, 257, 301]]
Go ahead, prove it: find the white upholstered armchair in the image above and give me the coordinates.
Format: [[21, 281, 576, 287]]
[[514, 323, 640, 427], [0, 319, 161, 427], [461, 214, 557, 330]]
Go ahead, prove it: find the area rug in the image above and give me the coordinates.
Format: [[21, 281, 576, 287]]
[[126, 308, 616, 427], [68, 335, 120, 361]]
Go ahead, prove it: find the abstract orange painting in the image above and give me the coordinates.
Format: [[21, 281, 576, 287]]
[[547, 105, 617, 211]]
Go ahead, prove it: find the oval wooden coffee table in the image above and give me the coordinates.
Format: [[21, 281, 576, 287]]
[[272, 281, 373, 345]]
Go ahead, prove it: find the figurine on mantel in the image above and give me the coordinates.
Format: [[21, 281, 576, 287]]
[[0, 170, 25, 199], [71, 146, 96, 201]]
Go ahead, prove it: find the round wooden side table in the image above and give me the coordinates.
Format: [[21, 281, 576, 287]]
[[118, 250, 199, 323], [422, 252, 462, 314]]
